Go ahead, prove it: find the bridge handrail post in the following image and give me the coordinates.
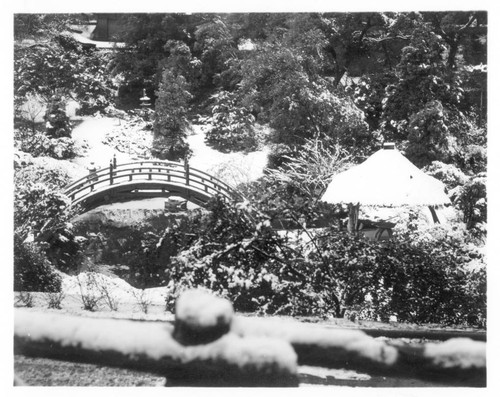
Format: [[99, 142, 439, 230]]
[[109, 161, 114, 185], [184, 161, 190, 186]]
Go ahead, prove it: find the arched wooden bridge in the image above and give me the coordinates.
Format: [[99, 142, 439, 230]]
[[64, 160, 243, 211]]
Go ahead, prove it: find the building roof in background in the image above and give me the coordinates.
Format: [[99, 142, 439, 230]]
[[68, 23, 126, 49]]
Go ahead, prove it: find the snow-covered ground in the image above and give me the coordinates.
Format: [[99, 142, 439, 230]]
[[187, 125, 269, 186], [71, 116, 133, 174], [15, 272, 175, 322], [61, 272, 168, 306]]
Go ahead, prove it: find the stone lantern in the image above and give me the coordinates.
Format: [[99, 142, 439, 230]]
[[140, 88, 151, 107], [139, 88, 151, 120]]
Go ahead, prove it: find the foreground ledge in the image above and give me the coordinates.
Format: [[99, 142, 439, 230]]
[[14, 299, 486, 387], [14, 309, 298, 387], [231, 316, 486, 386]]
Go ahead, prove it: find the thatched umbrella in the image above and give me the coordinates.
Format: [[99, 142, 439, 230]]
[[321, 143, 451, 233]]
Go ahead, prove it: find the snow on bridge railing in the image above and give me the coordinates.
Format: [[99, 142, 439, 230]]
[[14, 290, 486, 387]]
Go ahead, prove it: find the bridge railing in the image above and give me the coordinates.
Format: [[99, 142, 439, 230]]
[[64, 160, 243, 206]]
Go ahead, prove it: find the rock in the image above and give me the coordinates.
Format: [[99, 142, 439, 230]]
[[173, 289, 234, 346]]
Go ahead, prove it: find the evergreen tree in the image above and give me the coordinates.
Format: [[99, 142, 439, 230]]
[[152, 68, 192, 161]]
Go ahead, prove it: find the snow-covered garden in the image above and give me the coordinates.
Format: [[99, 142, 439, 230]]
[[13, 12, 488, 388]]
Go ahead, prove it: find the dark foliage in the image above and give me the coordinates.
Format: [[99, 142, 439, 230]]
[[14, 235, 62, 293], [454, 174, 487, 230]]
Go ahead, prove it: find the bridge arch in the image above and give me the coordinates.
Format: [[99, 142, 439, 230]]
[[64, 160, 243, 212]]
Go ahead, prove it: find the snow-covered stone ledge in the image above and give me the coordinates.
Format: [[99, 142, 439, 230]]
[[232, 316, 486, 384], [14, 289, 486, 386], [14, 308, 298, 386]]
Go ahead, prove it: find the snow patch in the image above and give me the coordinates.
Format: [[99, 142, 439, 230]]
[[299, 365, 371, 381]]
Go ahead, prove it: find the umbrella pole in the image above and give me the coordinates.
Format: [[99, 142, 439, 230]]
[[347, 203, 359, 235]]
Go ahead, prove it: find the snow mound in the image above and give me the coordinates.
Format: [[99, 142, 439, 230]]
[[61, 272, 169, 305]]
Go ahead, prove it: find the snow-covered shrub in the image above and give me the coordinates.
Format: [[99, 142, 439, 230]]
[[162, 197, 320, 316], [44, 95, 72, 138], [76, 272, 109, 311], [453, 173, 487, 230], [14, 161, 83, 274], [18, 93, 46, 132], [46, 292, 65, 309], [316, 230, 486, 326], [132, 289, 152, 314], [204, 90, 258, 153], [159, 197, 485, 326], [15, 292, 34, 308], [98, 277, 120, 312], [14, 171, 72, 240], [423, 161, 468, 192], [14, 34, 115, 117], [459, 144, 487, 174], [265, 136, 351, 199], [14, 128, 76, 159], [14, 235, 62, 293]]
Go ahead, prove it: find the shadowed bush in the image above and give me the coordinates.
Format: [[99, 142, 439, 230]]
[[14, 236, 62, 293]]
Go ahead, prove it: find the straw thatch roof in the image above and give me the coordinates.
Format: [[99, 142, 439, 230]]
[[321, 146, 451, 207]]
